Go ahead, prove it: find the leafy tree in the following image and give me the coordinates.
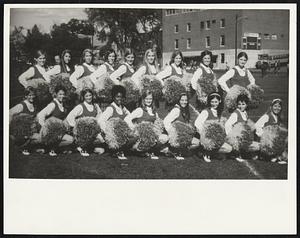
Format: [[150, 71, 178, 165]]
[[10, 26, 26, 61]]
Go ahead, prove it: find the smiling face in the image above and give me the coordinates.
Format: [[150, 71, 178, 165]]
[[179, 95, 188, 108], [210, 97, 220, 109], [146, 51, 155, 65], [237, 100, 247, 112], [56, 90, 65, 102], [35, 54, 46, 67], [84, 91, 93, 104], [174, 54, 182, 66], [238, 56, 247, 68], [107, 52, 116, 65], [125, 54, 135, 66], [271, 102, 282, 115], [144, 94, 153, 107], [114, 92, 124, 106], [26, 92, 36, 103], [63, 52, 71, 64], [202, 54, 211, 67], [84, 52, 93, 64]]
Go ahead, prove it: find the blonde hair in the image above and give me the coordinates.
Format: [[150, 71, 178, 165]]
[[143, 49, 159, 74]]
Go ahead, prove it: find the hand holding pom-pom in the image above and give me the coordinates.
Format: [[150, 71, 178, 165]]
[[94, 74, 114, 103], [122, 78, 141, 111], [168, 121, 196, 149], [40, 117, 67, 147], [164, 76, 187, 105], [226, 122, 254, 151], [133, 122, 159, 151], [247, 84, 264, 109], [76, 76, 95, 94], [140, 75, 163, 102]]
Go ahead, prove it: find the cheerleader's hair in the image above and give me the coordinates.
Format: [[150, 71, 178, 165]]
[[124, 48, 135, 59], [207, 92, 222, 118], [24, 86, 36, 98], [143, 49, 159, 74], [81, 49, 93, 64], [140, 89, 157, 114], [169, 50, 184, 68], [200, 50, 213, 69], [33, 50, 46, 65], [104, 49, 117, 63], [112, 85, 126, 99], [80, 88, 96, 103], [177, 92, 190, 123], [54, 85, 67, 95], [266, 98, 283, 124], [60, 49, 74, 73], [237, 52, 249, 61], [236, 94, 249, 105]]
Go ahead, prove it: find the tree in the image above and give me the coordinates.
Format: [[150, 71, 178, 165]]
[[85, 8, 162, 55], [10, 26, 26, 61]]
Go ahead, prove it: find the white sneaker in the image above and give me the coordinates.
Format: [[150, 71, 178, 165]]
[[49, 150, 57, 157], [277, 160, 287, 165], [117, 152, 127, 160], [271, 158, 278, 163], [22, 150, 30, 156], [252, 155, 259, 160], [203, 155, 211, 163], [160, 147, 170, 154], [81, 150, 90, 157], [148, 153, 159, 160], [175, 154, 185, 160], [235, 157, 244, 162], [35, 148, 45, 154], [94, 147, 105, 155]]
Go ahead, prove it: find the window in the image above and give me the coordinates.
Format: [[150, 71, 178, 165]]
[[187, 38, 191, 49], [182, 9, 194, 13], [200, 21, 204, 29], [166, 9, 176, 16], [174, 25, 179, 33], [220, 35, 225, 46], [221, 53, 225, 63], [187, 23, 191, 32], [174, 39, 179, 49], [271, 34, 277, 40], [205, 36, 210, 47], [220, 18, 225, 28], [206, 20, 210, 29], [264, 34, 270, 40], [212, 19, 216, 24]]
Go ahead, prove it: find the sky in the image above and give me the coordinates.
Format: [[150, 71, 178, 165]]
[[10, 8, 88, 33]]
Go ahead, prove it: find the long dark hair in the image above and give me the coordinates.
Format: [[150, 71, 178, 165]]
[[200, 50, 213, 69], [169, 50, 183, 68], [140, 89, 156, 114], [80, 88, 95, 104], [266, 98, 283, 124], [60, 49, 74, 74], [206, 92, 222, 118], [104, 49, 117, 64], [177, 93, 190, 123], [80, 49, 93, 64]]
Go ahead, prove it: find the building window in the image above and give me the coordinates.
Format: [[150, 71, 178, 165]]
[[174, 25, 179, 33], [187, 38, 191, 49], [220, 35, 225, 46], [166, 9, 176, 16], [200, 21, 204, 29], [206, 20, 210, 29], [264, 34, 270, 40], [182, 9, 194, 13], [187, 23, 191, 32], [212, 19, 216, 24], [221, 53, 225, 63], [174, 39, 179, 49], [271, 34, 278, 40], [220, 18, 225, 28], [205, 36, 210, 47]]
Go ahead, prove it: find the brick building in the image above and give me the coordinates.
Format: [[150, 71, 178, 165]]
[[162, 9, 289, 69]]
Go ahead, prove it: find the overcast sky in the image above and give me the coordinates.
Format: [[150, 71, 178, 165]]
[[10, 8, 88, 33]]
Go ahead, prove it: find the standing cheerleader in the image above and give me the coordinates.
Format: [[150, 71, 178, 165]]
[[191, 50, 218, 109], [37, 85, 74, 156], [97, 85, 131, 160], [156, 50, 184, 81], [195, 92, 231, 162], [69, 49, 96, 88], [218, 52, 256, 93], [124, 90, 168, 159], [131, 48, 162, 87], [90, 49, 117, 83], [109, 48, 135, 85], [44, 49, 74, 80], [18, 50, 48, 87], [163, 93, 199, 160], [66, 88, 104, 157]]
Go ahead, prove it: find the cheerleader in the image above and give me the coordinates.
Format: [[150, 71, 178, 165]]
[[109, 48, 135, 85], [163, 92, 199, 160], [97, 85, 131, 160], [156, 50, 184, 81], [90, 49, 117, 84], [255, 98, 287, 164], [37, 85, 74, 156], [69, 49, 96, 88], [124, 90, 168, 159], [131, 48, 162, 87], [18, 50, 48, 87], [66, 88, 104, 157], [195, 92, 232, 162], [218, 52, 256, 93], [44, 49, 74, 80]]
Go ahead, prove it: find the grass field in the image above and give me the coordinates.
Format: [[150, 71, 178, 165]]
[[8, 68, 289, 179]]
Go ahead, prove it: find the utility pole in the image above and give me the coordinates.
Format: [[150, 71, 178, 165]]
[[235, 14, 238, 65]]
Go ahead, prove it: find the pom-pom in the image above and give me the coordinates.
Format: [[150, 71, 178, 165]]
[[200, 120, 227, 151], [140, 75, 164, 101], [133, 122, 159, 151], [168, 121, 196, 149], [122, 78, 141, 110], [163, 76, 187, 105], [26, 78, 52, 110], [76, 76, 94, 94], [182, 73, 193, 93], [9, 113, 36, 145], [104, 118, 132, 150], [40, 117, 67, 146], [247, 84, 264, 109], [153, 118, 164, 137], [73, 117, 101, 148], [94, 74, 114, 103], [260, 125, 288, 157], [224, 85, 251, 112], [196, 75, 218, 104], [226, 122, 254, 151]]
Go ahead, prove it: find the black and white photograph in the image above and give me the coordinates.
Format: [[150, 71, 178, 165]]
[[3, 3, 297, 235]]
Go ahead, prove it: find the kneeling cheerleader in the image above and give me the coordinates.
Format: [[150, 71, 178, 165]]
[[37, 85, 74, 156], [194, 92, 231, 163], [163, 92, 200, 160], [225, 94, 259, 162], [66, 88, 104, 157], [255, 99, 288, 164], [97, 85, 134, 160], [124, 90, 168, 159]]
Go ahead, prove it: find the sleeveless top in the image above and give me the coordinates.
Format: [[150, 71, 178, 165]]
[[204, 108, 219, 121], [121, 63, 135, 79], [46, 100, 67, 120], [104, 63, 114, 75], [136, 108, 156, 124], [229, 67, 250, 88], [109, 104, 127, 120], [174, 105, 189, 123], [78, 103, 98, 118], [171, 65, 183, 78], [199, 65, 214, 81], [60, 64, 74, 74], [264, 112, 280, 127], [145, 64, 157, 75], [33, 65, 46, 80], [233, 109, 248, 124], [81, 64, 94, 78], [20, 101, 36, 116]]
